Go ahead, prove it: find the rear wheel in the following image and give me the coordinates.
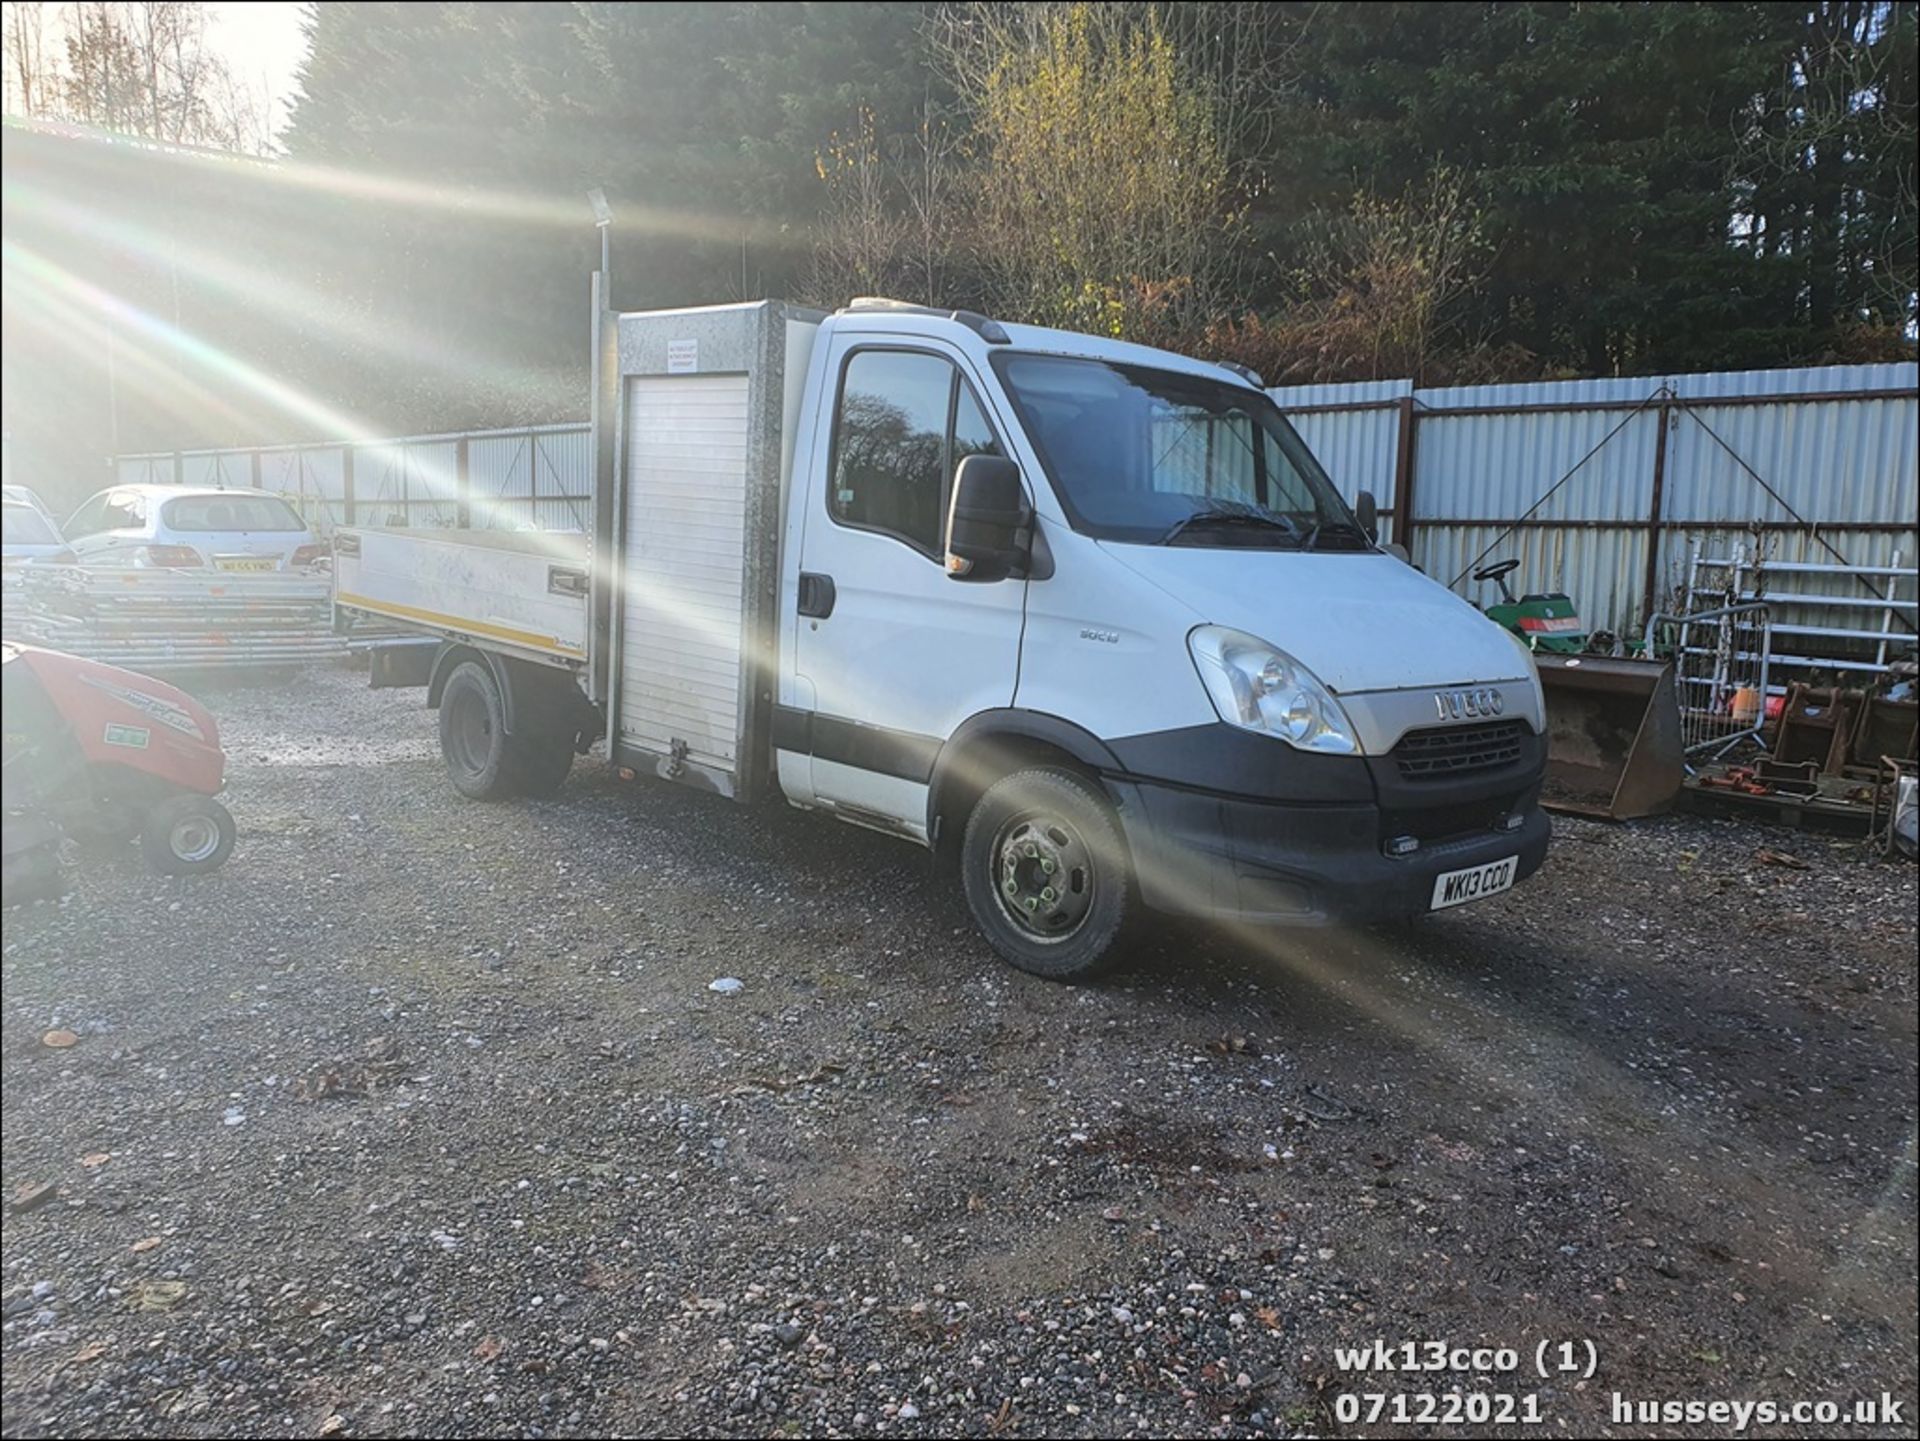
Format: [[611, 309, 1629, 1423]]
[[140, 795, 236, 876], [960, 767, 1130, 981], [439, 661, 514, 800]]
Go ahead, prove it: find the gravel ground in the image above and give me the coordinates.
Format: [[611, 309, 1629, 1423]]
[[3, 664, 1915, 1439]]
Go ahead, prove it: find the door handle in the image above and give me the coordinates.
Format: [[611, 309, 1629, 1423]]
[[797, 571, 836, 619]]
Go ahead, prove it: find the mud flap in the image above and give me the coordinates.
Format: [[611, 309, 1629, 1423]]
[[368, 638, 441, 689], [1536, 655, 1684, 820]]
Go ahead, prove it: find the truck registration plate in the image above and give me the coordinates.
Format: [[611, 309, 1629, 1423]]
[[1429, 855, 1518, 910]]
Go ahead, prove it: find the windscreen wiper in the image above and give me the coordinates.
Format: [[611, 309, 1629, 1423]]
[[1301, 518, 1373, 551], [1160, 510, 1301, 546]]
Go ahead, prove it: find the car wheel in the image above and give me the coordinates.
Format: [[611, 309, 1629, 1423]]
[[960, 766, 1130, 981], [439, 661, 515, 800], [140, 795, 237, 876]]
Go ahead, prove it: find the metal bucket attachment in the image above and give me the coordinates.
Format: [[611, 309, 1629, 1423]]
[[1535, 655, 1684, 820]]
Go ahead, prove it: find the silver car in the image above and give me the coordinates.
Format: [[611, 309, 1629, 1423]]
[[63, 485, 323, 571], [1, 484, 63, 534], [2, 499, 67, 584]]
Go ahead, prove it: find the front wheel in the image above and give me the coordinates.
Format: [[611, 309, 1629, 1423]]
[[960, 767, 1130, 981], [140, 795, 236, 876]]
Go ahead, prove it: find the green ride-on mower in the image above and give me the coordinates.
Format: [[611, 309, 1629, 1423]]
[[1474, 558, 1594, 655], [1470, 558, 1683, 821]]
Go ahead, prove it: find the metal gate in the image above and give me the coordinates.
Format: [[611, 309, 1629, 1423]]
[[1652, 601, 1773, 765]]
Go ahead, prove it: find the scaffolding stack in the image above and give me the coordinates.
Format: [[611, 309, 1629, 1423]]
[[3, 565, 346, 674]]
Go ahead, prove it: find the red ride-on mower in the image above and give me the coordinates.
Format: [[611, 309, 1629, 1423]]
[[2, 644, 236, 902]]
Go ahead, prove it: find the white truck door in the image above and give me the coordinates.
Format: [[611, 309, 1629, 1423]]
[[787, 337, 1025, 839]]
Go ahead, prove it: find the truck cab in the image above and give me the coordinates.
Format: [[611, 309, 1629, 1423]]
[[338, 298, 1549, 980], [773, 303, 1548, 974]]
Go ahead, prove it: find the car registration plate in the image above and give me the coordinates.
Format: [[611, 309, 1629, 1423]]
[[216, 556, 275, 572], [1429, 855, 1518, 910]]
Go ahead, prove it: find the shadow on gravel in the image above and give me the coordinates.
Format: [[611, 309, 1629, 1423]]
[[456, 754, 1917, 1235], [1135, 895, 1913, 1279]]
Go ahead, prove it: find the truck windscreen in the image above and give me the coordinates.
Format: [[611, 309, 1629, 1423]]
[[992, 353, 1369, 550]]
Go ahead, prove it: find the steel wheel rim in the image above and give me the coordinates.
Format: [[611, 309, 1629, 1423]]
[[450, 689, 492, 774], [169, 814, 221, 863], [990, 809, 1097, 942]]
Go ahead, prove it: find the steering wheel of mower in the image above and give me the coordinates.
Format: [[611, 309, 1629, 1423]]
[[1473, 558, 1521, 583]]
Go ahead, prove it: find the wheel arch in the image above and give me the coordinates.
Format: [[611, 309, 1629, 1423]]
[[927, 709, 1126, 870], [427, 645, 594, 743], [427, 644, 516, 728]]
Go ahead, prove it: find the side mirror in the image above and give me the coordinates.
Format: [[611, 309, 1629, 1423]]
[[1354, 489, 1379, 542], [946, 454, 1030, 581]]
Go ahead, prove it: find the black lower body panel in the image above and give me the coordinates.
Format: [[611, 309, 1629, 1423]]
[[1099, 720, 1550, 925], [1110, 778, 1549, 924]]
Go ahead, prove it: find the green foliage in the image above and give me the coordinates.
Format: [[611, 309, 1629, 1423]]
[[4, 0, 1914, 501], [959, 4, 1237, 339], [1260, 1, 1915, 376], [271, 0, 1911, 396], [1221, 169, 1491, 385], [271, 3, 943, 403]]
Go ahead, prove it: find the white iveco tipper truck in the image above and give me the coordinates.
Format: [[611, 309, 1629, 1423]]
[[335, 298, 1549, 979]]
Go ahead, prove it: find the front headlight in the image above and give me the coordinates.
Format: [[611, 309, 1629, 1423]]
[[1187, 626, 1360, 754]]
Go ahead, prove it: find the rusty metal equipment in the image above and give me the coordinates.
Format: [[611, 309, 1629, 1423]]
[[1852, 694, 1918, 769], [1695, 761, 1819, 798], [1774, 684, 1861, 772], [1534, 653, 1685, 820], [1753, 758, 1821, 795], [1696, 764, 1772, 795]]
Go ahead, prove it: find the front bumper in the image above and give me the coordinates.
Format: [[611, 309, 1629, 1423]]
[[1107, 778, 1550, 926]]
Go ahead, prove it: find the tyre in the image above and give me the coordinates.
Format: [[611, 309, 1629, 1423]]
[[506, 728, 574, 797], [960, 766, 1130, 981], [439, 661, 515, 800], [140, 795, 236, 876]]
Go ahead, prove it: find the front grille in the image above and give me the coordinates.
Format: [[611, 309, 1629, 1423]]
[[1393, 719, 1527, 780]]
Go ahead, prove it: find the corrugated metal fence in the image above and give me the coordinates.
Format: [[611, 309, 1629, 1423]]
[[114, 362, 1915, 636], [1268, 362, 1917, 633], [116, 423, 593, 536]]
